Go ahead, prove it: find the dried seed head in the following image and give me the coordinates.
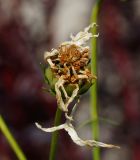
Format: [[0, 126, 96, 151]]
[[48, 44, 91, 84], [44, 23, 98, 102], [36, 23, 120, 149]]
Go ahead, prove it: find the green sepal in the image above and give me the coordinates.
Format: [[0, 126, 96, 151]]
[[44, 67, 53, 85], [44, 67, 58, 96], [44, 67, 95, 97], [64, 84, 78, 97], [40, 63, 48, 84], [49, 89, 56, 96], [78, 80, 92, 95]]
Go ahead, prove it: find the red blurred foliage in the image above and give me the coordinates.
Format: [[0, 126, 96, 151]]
[[0, 0, 140, 159], [100, 0, 140, 160]]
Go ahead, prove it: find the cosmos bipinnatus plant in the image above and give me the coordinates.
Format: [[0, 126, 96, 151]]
[[36, 23, 119, 148]]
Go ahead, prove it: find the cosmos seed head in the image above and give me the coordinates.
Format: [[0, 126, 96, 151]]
[[36, 23, 119, 149]]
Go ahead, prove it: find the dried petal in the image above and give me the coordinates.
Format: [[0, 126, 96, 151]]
[[35, 122, 65, 132], [36, 122, 120, 149], [70, 23, 99, 46]]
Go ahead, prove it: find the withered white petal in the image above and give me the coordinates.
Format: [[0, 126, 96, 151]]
[[55, 78, 79, 112], [84, 23, 97, 32], [71, 22, 99, 46], [36, 122, 120, 148], [35, 122, 65, 132], [44, 49, 59, 60]]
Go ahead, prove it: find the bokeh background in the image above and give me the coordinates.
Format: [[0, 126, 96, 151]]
[[0, 0, 140, 159]]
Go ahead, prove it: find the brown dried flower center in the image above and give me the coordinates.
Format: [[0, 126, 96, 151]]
[[49, 44, 91, 84], [58, 44, 81, 65]]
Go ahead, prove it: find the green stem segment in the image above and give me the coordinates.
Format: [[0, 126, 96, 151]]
[[90, 1, 102, 160], [0, 115, 27, 160], [49, 108, 62, 160]]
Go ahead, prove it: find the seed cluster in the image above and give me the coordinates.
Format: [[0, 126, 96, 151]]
[[48, 44, 94, 84]]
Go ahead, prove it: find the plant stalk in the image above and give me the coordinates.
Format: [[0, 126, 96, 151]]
[[49, 108, 62, 160], [90, 0, 102, 160], [0, 115, 27, 160]]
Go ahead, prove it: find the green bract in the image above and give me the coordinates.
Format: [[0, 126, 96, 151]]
[[44, 67, 95, 97]]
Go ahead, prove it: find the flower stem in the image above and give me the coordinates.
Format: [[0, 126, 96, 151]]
[[49, 108, 62, 160], [90, 0, 102, 160], [0, 115, 27, 160]]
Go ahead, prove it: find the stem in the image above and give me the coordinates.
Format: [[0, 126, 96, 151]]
[[77, 117, 119, 130], [90, 0, 102, 160], [49, 108, 62, 160], [0, 115, 27, 160]]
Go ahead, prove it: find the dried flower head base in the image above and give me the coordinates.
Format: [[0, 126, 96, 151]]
[[36, 23, 120, 149]]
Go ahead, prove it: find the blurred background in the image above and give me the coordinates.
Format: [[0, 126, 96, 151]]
[[0, 0, 140, 159]]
